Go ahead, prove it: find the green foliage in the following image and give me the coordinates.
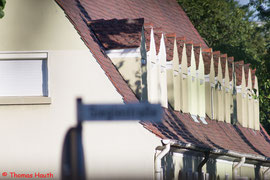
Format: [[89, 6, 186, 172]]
[[177, 0, 270, 133], [248, 0, 270, 132], [0, 0, 6, 18]]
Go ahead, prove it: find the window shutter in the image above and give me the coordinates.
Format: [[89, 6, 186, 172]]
[[0, 60, 47, 96]]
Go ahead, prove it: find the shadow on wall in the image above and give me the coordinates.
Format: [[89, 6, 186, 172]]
[[163, 151, 175, 180], [162, 152, 217, 180], [115, 58, 143, 99]]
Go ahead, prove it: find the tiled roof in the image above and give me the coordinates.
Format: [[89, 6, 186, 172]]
[[67, 0, 206, 48], [88, 18, 144, 50], [55, 0, 270, 161], [142, 107, 270, 158]]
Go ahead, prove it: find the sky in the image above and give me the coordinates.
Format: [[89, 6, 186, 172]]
[[237, 0, 260, 21], [238, 0, 250, 5]]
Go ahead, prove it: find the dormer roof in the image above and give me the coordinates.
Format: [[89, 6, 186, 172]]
[[193, 44, 201, 70], [186, 41, 193, 67], [244, 64, 250, 86], [220, 54, 227, 78], [165, 33, 176, 61], [202, 48, 212, 75], [88, 18, 144, 50], [213, 51, 220, 77], [176, 37, 185, 64], [228, 57, 234, 81], [235, 61, 244, 86], [153, 28, 163, 55], [252, 69, 256, 89]]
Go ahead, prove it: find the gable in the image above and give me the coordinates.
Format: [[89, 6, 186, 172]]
[[0, 0, 87, 51]]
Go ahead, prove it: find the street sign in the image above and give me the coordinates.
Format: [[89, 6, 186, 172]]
[[62, 98, 163, 180], [77, 98, 162, 122]]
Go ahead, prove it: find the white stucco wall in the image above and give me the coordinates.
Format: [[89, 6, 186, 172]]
[[0, 0, 161, 179]]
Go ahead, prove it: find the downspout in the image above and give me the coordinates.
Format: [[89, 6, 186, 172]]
[[197, 152, 210, 180], [263, 167, 270, 180], [155, 139, 171, 180], [232, 157, 246, 180]]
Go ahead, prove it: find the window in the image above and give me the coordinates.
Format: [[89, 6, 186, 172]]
[[0, 52, 50, 104]]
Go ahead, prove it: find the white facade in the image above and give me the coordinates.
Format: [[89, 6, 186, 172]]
[[0, 0, 161, 179]]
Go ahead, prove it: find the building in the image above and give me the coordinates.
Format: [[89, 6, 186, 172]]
[[0, 0, 269, 179]]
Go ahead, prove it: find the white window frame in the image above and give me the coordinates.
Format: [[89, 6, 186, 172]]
[[0, 52, 51, 105]]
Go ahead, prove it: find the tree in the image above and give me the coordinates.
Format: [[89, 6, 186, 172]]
[[177, 0, 270, 133], [0, 0, 6, 18], [248, 0, 270, 132]]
